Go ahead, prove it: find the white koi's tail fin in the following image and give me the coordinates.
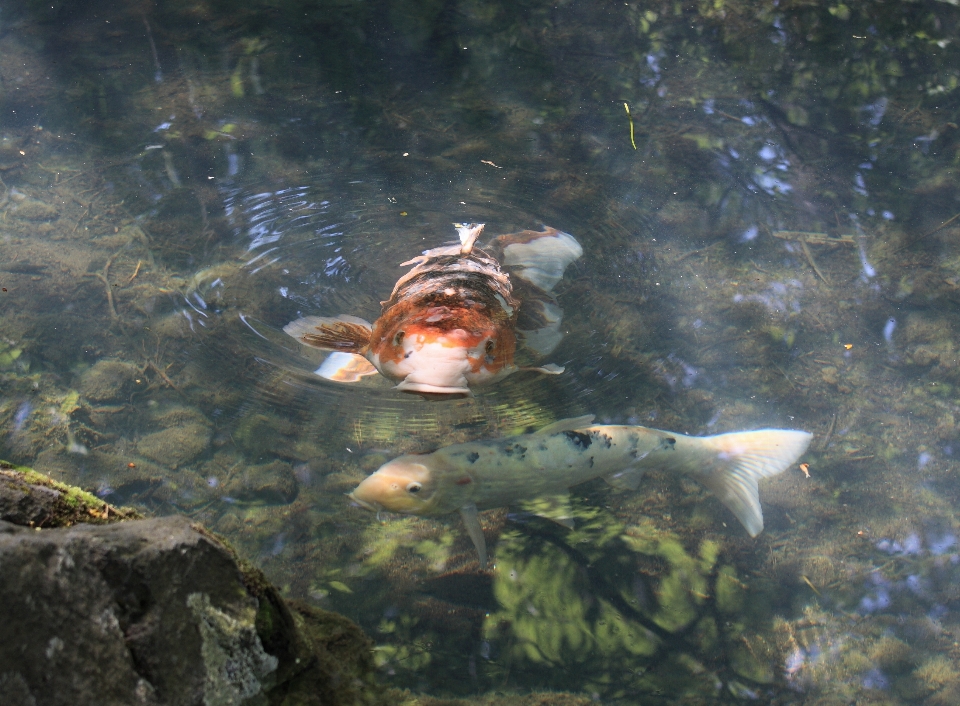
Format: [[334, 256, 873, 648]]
[[695, 429, 813, 537]]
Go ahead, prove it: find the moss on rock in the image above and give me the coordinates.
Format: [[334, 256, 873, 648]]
[[0, 460, 140, 526], [78, 359, 141, 403], [137, 424, 212, 468], [223, 460, 300, 505]]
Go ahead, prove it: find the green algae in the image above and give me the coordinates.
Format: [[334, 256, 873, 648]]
[[0, 461, 141, 526]]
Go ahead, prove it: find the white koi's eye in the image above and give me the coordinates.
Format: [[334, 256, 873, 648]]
[[406, 482, 422, 494], [394, 331, 405, 346]]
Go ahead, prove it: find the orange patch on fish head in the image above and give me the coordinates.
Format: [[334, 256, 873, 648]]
[[348, 458, 437, 515], [369, 303, 517, 397]]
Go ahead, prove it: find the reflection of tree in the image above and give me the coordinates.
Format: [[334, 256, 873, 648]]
[[481, 501, 767, 698]]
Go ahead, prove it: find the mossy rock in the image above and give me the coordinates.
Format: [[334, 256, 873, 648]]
[[233, 412, 299, 460], [79, 359, 141, 403], [137, 424, 212, 468], [223, 460, 300, 505], [0, 460, 140, 527], [211, 535, 387, 706], [1, 467, 389, 705]]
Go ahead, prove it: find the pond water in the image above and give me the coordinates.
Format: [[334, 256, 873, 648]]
[[2, 0, 960, 703]]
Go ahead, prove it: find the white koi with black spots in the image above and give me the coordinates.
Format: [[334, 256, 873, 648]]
[[349, 415, 813, 567]]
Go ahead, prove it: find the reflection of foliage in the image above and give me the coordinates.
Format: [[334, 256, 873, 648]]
[[477, 504, 763, 698], [620, 521, 718, 632], [21, 0, 960, 230]]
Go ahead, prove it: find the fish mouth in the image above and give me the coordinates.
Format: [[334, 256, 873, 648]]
[[347, 492, 380, 512], [394, 380, 472, 399]]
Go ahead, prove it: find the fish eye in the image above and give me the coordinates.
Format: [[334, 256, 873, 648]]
[[394, 331, 405, 346], [485, 339, 496, 353], [406, 482, 422, 494]]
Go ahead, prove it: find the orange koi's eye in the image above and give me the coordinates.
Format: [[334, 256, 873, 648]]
[[485, 339, 496, 354], [394, 331, 405, 346], [406, 482, 422, 494]]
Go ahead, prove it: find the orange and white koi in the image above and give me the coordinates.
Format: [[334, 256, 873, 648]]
[[284, 223, 582, 398]]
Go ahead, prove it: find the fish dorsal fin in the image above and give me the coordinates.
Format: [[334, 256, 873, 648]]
[[492, 227, 582, 292], [516, 493, 575, 529], [284, 315, 373, 354], [454, 223, 485, 255], [531, 415, 595, 436], [459, 503, 488, 569]]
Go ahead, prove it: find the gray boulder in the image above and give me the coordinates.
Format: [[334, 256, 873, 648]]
[[0, 464, 385, 706], [0, 516, 277, 705]]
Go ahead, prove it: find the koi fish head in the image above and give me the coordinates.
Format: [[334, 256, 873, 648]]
[[349, 457, 440, 515], [369, 305, 517, 398], [349, 453, 476, 516]]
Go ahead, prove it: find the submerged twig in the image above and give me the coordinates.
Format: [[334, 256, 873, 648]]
[[126, 260, 143, 284], [820, 412, 837, 451], [145, 360, 181, 392], [918, 211, 960, 241], [800, 239, 829, 284], [83, 251, 121, 320]]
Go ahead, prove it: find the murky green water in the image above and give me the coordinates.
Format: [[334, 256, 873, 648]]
[[3, 0, 960, 702]]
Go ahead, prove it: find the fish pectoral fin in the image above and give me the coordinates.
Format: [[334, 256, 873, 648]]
[[696, 429, 814, 537], [603, 466, 646, 491], [520, 363, 565, 375], [532, 415, 596, 436], [459, 503, 488, 569], [517, 493, 575, 529], [283, 315, 373, 354], [516, 297, 565, 355], [492, 227, 583, 292], [518, 326, 564, 357], [315, 352, 379, 382]]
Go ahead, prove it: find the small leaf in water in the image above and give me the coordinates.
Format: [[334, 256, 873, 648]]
[[60, 390, 81, 415], [328, 580, 353, 594]]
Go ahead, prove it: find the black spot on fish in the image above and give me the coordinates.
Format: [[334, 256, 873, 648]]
[[589, 456, 594, 468], [563, 430, 592, 450], [591, 431, 613, 448], [664, 437, 676, 449], [503, 443, 527, 458], [467, 452, 479, 463]]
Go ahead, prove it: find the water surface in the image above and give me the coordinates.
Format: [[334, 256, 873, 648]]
[[2, 0, 960, 702]]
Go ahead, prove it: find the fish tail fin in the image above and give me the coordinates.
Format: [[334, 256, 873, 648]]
[[284, 315, 373, 354], [693, 429, 813, 537], [492, 227, 583, 292]]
